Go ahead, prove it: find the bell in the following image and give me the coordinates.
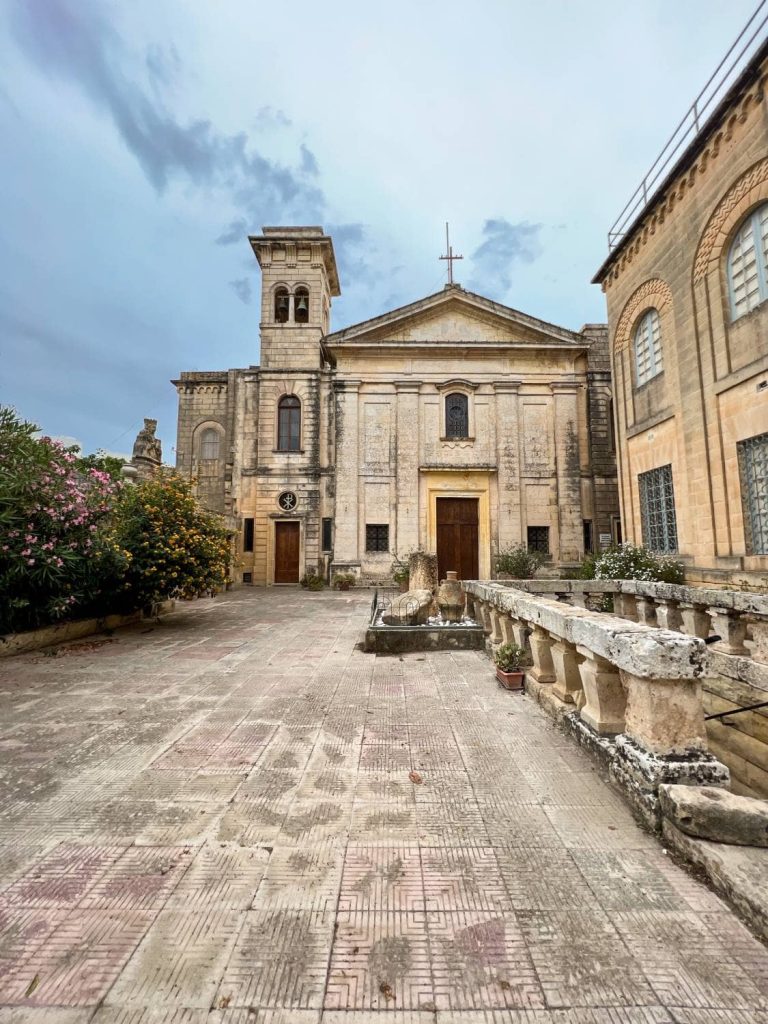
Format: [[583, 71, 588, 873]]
[[277, 294, 289, 309], [296, 295, 308, 314]]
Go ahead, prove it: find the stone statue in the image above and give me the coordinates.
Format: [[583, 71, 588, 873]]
[[129, 418, 163, 480]]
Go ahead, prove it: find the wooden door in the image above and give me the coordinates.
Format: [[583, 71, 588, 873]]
[[274, 521, 300, 583], [436, 498, 479, 581]]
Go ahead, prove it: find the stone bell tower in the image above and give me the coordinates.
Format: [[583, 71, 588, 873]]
[[249, 226, 340, 368]]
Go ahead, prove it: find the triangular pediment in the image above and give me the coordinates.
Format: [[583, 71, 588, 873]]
[[325, 285, 584, 349]]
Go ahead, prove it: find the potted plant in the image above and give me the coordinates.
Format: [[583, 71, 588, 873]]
[[332, 572, 356, 591], [494, 642, 526, 690]]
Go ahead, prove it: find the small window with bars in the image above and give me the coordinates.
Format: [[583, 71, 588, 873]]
[[728, 204, 768, 320], [527, 526, 550, 554], [445, 392, 469, 438], [365, 524, 389, 552], [738, 431, 768, 555], [243, 518, 254, 553], [633, 309, 663, 386], [639, 464, 678, 553]]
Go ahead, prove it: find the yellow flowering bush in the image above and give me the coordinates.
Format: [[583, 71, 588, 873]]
[[113, 472, 232, 610]]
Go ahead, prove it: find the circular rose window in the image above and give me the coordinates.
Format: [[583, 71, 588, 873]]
[[277, 491, 298, 512]]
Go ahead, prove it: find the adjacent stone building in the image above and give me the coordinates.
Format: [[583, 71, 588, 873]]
[[594, 39, 768, 587], [175, 226, 619, 586]]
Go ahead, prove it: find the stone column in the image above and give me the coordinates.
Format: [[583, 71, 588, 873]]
[[529, 626, 556, 684], [576, 648, 626, 735], [333, 381, 361, 563], [489, 607, 504, 644], [395, 381, 421, 556], [656, 599, 684, 632], [511, 621, 531, 662], [550, 381, 582, 564], [494, 381, 523, 553], [620, 671, 708, 756], [550, 638, 583, 704], [636, 597, 658, 627], [709, 608, 750, 656], [499, 613, 517, 645], [679, 602, 711, 639], [614, 593, 639, 621]]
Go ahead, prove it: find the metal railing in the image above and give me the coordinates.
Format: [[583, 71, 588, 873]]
[[607, 0, 768, 251]]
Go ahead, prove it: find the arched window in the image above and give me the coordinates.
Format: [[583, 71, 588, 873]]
[[274, 287, 290, 323], [294, 286, 309, 324], [633, 309, 663, 386], [727, 203, 768, 320], [200, 427, 220, 460], [445, 392, 469, 438], [277, 395, 301, 451]]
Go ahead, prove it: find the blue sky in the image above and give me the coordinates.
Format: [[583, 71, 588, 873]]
[[0, 0, 758, 457]]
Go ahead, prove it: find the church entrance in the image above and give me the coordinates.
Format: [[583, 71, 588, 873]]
[[274, 521, 300, 583], [436, 497, 479, 581]]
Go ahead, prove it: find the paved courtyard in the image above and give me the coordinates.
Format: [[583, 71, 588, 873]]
[[1, 589, 768, 1023]]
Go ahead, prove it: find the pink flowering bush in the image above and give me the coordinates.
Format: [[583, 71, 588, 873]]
[[0, 407, 129, 633]]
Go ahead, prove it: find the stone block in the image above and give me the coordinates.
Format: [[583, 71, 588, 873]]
[[659, 784, 768, 847], [381, 589, 433, 626]]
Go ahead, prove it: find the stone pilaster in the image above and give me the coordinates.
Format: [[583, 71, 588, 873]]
[[333, 380, 361, 563], [395, 381, 422, 556], [551, 381, 582, 563]]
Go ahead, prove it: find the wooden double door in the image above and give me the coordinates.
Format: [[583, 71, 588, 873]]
[[436, 497, 479, 581], [274, 521, 300, 583]]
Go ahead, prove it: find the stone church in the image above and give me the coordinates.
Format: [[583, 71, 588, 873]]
[[173, 226, 619, 586]]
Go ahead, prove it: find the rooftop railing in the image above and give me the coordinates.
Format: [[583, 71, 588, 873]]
[[607, 0, 768, 252]]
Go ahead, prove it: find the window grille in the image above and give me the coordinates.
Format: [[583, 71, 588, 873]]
[[728, 204, 768, 320], [322, 518, 333, 552], [277, 395, 301, 451], [639, 464, 678, 553], [583, 520, 594, 554], [445, 392, 469, 437], [200, 428, 220, 460], [527, 526, 550, 553], [633, 309, 663, 386], [738, 431, 768, 555], [365, 524, 389, 552], [243, 518, 254, 553]]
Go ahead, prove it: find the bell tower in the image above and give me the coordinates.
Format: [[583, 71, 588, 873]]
[[249, 226, 340, 369]]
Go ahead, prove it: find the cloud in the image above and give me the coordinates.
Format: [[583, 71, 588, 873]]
[[216, 218, 249, 246], [8, 0, 325, 216], [230, 277, 252, 304], [468, 218, 543, 296]]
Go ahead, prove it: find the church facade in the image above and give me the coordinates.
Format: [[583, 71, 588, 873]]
[[173, 226, 619, 585]]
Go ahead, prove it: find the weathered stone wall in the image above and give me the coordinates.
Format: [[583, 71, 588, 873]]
[[597, 53, 768, 585]]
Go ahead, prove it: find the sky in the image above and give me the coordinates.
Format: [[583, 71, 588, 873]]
[[0, 0, 760, 458]]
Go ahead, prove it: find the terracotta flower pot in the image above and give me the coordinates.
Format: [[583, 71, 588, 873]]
[[496, 666, 525, 690]]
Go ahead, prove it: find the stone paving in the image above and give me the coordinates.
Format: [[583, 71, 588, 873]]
[[1, 588, 768, 1023]]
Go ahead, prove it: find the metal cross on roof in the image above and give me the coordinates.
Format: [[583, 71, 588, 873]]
[[439, 222, 463, 284]]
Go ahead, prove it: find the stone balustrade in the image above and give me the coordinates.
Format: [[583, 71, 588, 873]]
[[464, 580, 731, 826]]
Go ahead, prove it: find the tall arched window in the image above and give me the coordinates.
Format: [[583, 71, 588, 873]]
[[294, 286, 309, 324], [727, 203, 768, 320], [277, 395, 301, 451], [445, 392, 469, 438], [274, 287, 290, 323], [200, 427, 220, 460], [633, 309, 663, 386]]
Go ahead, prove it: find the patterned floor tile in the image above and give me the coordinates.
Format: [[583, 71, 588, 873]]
[[421, 847, 511, 913], [251, 843, 343, 912], [167, 842, 270, 910], [0, 844, 126, 908], [325, 910, 434, 1011], [339, 847, 423, 913]]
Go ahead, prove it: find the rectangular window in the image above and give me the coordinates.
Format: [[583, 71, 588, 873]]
[[738, 431, 768, 554], [322, 517, 333, 552], [527, 526, 550, 554], [639, 465, 678, 553], [583, 520, 594, 554], [242, 571, 253, 585], [365, 524, 389, 552], [243, 518, 254, 553]]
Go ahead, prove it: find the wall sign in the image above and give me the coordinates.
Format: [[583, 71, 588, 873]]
[[278, 491, 298, 512]]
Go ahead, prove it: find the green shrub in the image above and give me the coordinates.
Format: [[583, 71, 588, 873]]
[[494, 642, 526, 671], [300, 571, 325, 591], [591, 543, 684, 584], [496, 545, 544, 579], [332, 573, 356, 590], [390, 552, 410, 586]]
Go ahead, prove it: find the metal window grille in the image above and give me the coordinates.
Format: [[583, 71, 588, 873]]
[[321, 517, 333, 552], [366, 524, 389, 552], [639, 464, 678, 552], [243, 518, 254, 553], [200, 428, 220, 460], [728, 203, 768, 320], [277, 395, 301, 451], [527, 526, 550, 553], [634, 309, 663, 386], [738, 431, 768, 554], [445, 392, 469, 437]]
